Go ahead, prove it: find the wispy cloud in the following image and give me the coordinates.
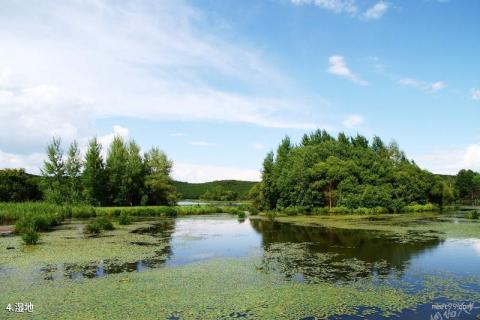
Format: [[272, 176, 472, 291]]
[[0, 0, 325, 158], [290, 0, 358, 15], [342, 114, 365, 128], [327, 56, 369, 86], [471, 88, 480, 101], [361, 1, 389, 20], [291, 0, 389, 20], [397, 77, 447, 93]]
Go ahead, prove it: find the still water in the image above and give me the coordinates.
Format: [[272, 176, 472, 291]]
[[22, 215, 480, 319], [45, 215, 480, 281]]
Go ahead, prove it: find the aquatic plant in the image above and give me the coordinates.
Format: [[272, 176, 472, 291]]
[[95, 216, 115, 230], [21, 227, 39, 245], [118, 212, 131, 225], [466, 210, 479, 219], [84, 221, 102, 235]]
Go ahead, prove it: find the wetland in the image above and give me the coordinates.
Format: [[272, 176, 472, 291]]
[[1, 212, 480, 319]]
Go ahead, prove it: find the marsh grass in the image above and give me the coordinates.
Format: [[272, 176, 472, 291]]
[[21, 227, 39, 245], [118, 212, 131, 225], [84, 217, 114, 234], [466, 210, 479, 219]]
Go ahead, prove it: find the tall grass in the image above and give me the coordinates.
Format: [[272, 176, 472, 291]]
[[95, 205, 243, 218], [0, 202, 248, 227], [0, 202, 97, 225]]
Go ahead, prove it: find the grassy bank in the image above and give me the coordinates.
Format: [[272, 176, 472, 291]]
[[0, 202, 246, 226]]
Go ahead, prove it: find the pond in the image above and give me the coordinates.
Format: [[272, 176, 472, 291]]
[[1, 214, 480, 319]]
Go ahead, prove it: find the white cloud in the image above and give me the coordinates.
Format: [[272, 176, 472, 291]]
[[0, 83, 94, 153], [0, 0, 325, 153], [342, 114, 365, 128], [362, 1, 389, 20], [0, 125, 130, 174], [429, 81, 447, 92], [291, 0, 358, 15], [189, 141, 218, 147], [327, 55, 369, 86], [0, 150, 45, 174], [172, 162, 260, 183], [397, 77, 447, 93], [471, 88, 480, 101], [414, 142, 480, 174], [291, 0, 389, 20]]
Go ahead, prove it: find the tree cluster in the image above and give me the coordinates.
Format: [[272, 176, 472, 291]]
[[455, 169, 480, 205], [0, 169, 42, 202], [41, 136, 177, 206], [200, 186, 238, 201], [251, 130, 455, 212]]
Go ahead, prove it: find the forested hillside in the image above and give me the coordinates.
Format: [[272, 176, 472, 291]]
[[174, 180, 257, 200]]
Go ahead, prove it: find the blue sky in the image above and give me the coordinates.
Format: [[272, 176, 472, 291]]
[[0, 0, 479, 181]]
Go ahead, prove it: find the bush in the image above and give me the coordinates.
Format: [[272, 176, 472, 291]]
[[466, 211, 479, 220], [118, 212, 131, 225], [96, 216, 114, 230], [21, 228, 39, 245], [72, 206, 96, 218], [402, 203, 438, 213], [163, 207, 177, 218], [266, 211, 276, 221], [248, 206, 259, 216], [237, 211, 246, 219], [84, 222, 101, 234], [328, 206, 350, 214]]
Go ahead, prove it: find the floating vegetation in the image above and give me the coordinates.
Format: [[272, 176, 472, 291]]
[[1, 214, 480, 319]]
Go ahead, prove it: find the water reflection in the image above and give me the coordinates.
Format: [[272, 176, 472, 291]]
[[40, 220, 176, 281], [250, 219, 444, 281], [36, 215, 468, 283]]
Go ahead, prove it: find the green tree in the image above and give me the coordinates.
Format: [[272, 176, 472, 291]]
[[41, 137, 66, 204], [455, 169, 476, 204], [430, 177, 454, 209], [144, 147, 177, 205], [125, 140, 145, 205], [65, 140, 83, 204], [82, 138, 107, 205], [106, 136, 129, 205], [260, 151, 277, 210], [0, 169, 42, 202]]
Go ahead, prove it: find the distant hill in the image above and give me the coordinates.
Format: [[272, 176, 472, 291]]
[[173, 180, 258, 200]]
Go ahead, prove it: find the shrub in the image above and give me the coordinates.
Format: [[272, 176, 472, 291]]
[[402, 203, 438, 213], [96, 216, 114, 230], [372, 207, 389, 214], [72, 206, 96, 218], [84, 222, 101, 234], [353, 207, 370, 215], [163, 207, 177, 218], [266, 211, 276, 221], [248, 207, 259, 216], [237, 211, 246, 219], [118, 212, 131, 225], [312, 207, 329, 215], [466, 211, 479, 220], [328, 206, 350, 214], [21, 228, 39, 245]]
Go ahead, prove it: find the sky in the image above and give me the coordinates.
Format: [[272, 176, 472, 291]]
[[0, 0, 479, 182]]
